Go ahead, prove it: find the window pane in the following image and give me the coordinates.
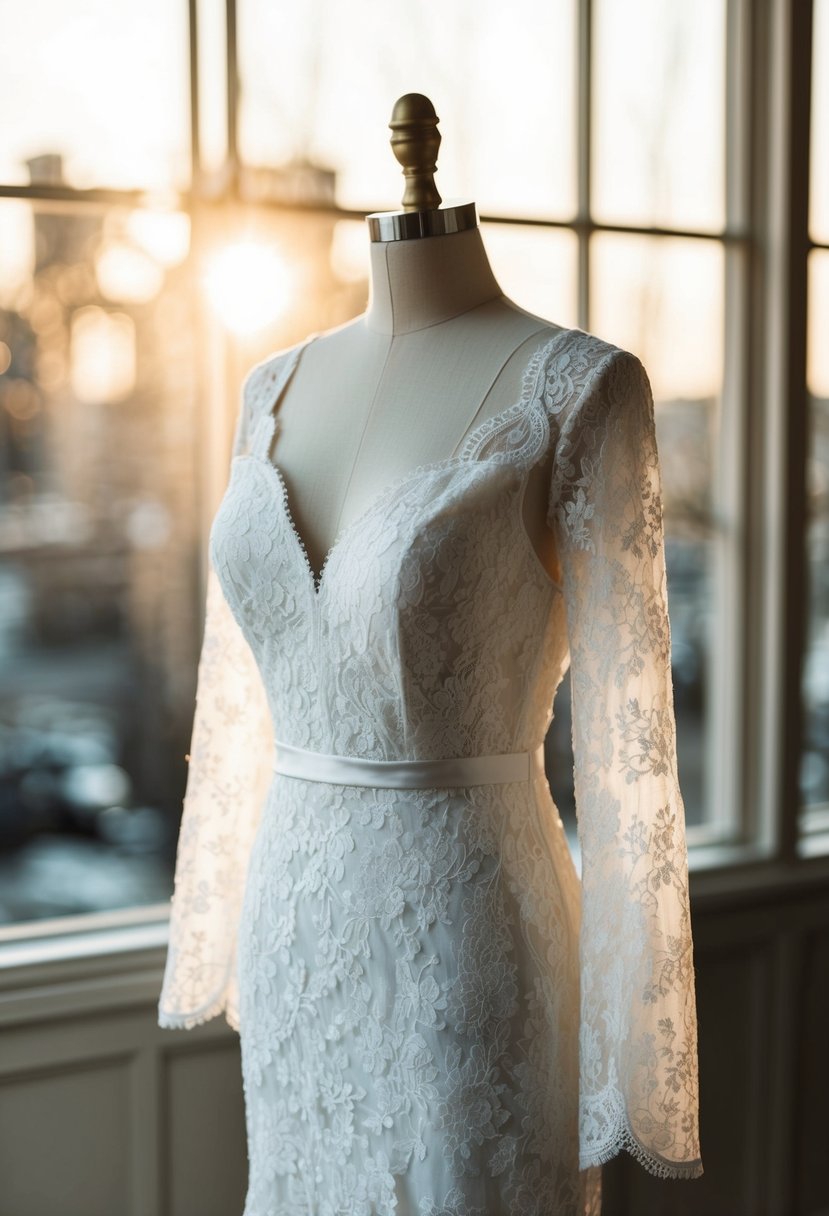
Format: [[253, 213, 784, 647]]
[[238, 0, 577, 219], [802, 251, 829, 826], [590, 234, 724, 399], [592, 0, 726, 232], [587, 234, 726, 834], [0, 199, 196, 925], [811, 0, 829, 243], [480, 223, 578, 327], [0, 1, 190, 192]]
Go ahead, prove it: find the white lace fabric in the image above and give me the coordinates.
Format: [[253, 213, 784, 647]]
[[158, 325, 702, 1214], [549, 349, 702, 1179]]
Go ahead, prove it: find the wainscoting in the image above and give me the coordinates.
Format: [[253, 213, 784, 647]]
[[0, 931, 248, 1216], [1, 870, 827, 1216]]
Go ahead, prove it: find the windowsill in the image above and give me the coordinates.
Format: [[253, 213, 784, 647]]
[[0, 904, 174, 1028], [0, 908, 170, 973], [798, 826, 829, 859], [689, 846, 829, 908]]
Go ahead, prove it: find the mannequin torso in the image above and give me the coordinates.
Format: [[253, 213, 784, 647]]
[[265, 226, 564, 588]]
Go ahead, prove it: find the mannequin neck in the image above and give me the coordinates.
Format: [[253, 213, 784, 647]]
[[364, 225, 503, 335]]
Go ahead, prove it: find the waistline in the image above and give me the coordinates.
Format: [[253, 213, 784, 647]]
[[272, 739, 545, 789]]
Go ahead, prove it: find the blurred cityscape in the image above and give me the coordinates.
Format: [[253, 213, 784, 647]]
[[0, 152, 366, 925]]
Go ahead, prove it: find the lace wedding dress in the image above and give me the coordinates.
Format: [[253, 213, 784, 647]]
[[157, 324, 703, 1216]]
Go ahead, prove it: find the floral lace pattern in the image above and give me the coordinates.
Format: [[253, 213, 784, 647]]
[[158, 326, 702, 1214], [548, 348, 702, 1178]]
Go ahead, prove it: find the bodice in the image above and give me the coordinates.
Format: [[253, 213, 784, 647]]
[[210, 327, 585, 761]]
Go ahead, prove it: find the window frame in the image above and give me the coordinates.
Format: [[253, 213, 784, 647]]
[[0, 0, 827, 972]]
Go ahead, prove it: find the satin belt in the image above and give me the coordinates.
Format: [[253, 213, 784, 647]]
[[272, 739, 545, 790]]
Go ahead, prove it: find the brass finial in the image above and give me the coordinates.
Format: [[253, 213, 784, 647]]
[[365, 92, 477, 241], [389, 93, 443, 211]]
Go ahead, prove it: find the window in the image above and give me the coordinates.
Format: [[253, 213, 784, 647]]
[[0, 0, 196, 929], [0, 0, 825, 941]]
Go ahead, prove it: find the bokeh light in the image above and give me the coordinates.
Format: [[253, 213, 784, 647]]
[[202, 239, 296, 335]]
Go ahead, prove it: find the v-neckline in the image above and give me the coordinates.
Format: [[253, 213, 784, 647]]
[[236, 325, 575, 600]]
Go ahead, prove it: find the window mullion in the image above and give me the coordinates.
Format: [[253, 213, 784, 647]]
[[755, 0, 812, 863], [576, 0, 591, 330], [710, 0, 754, 848], [226, 0, 240, 197], [189, 0, 201, 187], [781, 0, 813, 860]]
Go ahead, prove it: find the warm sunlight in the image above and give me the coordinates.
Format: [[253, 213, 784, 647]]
[[125, 209, 191, 269], [95, 242, 165, 305], [202, 239, 296, 336], [70, 306, 136, 403]]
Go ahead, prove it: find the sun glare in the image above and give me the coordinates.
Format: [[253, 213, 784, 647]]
[[70, 306, 136, 404], [126, 209, 191, 268], [95, 242, 164, 305], [202, 240, 295, 336]]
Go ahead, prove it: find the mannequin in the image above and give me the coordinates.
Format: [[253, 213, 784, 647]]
[[158, 95, 703, 1205], [264, 97, 565, 592]]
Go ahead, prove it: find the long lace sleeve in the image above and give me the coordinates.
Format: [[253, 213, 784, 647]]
[[548, 347, 703, 1179], [157, 378, 274, 1032]]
